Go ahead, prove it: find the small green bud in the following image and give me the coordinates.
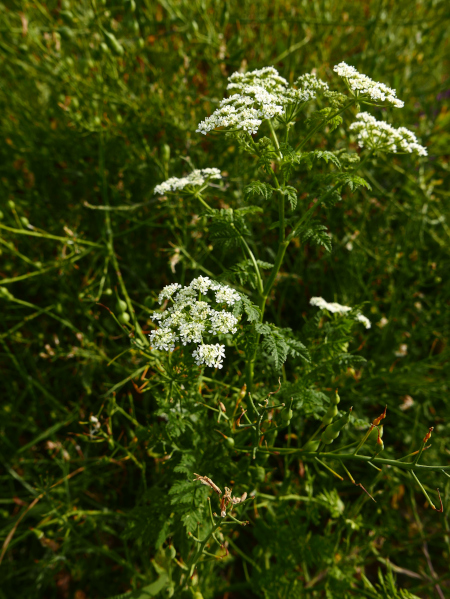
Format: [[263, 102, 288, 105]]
[[7, 200, 15, 210], [118, 312, 130, 324], [165, 545, 176, 560], [104, 288, 113, 296], [0, 210, 4, 219], [20, 216, 29, 227], [116, 299, 127, 313]]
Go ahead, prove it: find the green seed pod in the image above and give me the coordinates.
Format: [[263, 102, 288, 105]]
[[0, 210, 4, 219], [128, 0, 137, 11], [118, 312, 130, 324], [255, 465, 265, 482], [116, 299, 127, 313], [132, 19, 139, 33], [137, 38, 145, 49], [225, 436, 235, 449], [100, 42, 110, 54], [104, 288, 113, 296], [35, 261, 42, 269], [7, 200, 15, 210], [104, 31, 124, 56], [322, 390, 341, 425], [321, 408, 352, 445], [20, 216, 29, 227], [161, 143, 171, 163], [165, 545, 176, 560], [302, 439, 320, 452], [281, 408, 293, 421], [59, 26, 74, 41]]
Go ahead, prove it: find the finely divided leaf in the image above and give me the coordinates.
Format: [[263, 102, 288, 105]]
[[244, 181, 274, 202]]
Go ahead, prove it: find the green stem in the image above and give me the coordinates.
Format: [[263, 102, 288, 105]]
[[233, 448, 450, 472], [295, 99, 356, 152], [99, 134, 146, 346], [267, 119, 283, 159]]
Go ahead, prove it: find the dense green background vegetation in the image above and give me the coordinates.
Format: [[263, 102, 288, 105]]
[[0, 0, 449, 597]]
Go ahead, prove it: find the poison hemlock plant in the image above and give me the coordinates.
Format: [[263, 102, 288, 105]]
[[121, 62, 444, 597]]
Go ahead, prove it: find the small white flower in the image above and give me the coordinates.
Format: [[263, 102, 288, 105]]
[[189, 275, 219, 294], [149, 328, 178, 352], [158, 283, 182, 304], [394, 343, 408, 357], [178, 321, 206, 345], [215, 286, 241, 306], [192, 343, 227, 369], [154, 168, 222, 195], [349, 112, 427, 156], [310, 297, 352, 314], [333, 62, 404, 107], [355, 313, 371, 329], [150, 277, 242, 367], [378, 316, 389, 328], [197, 67, 327, 136], [310, 297, 371, 328], [209, 310, 239, 335]]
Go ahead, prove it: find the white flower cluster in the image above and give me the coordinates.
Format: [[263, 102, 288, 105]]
[[333, 62, 404, 107], [197, 66, 328, 136], [349, 112, 427, 156], [310, 297, 371, 329], [154, 168, 222, 195], [150, 276, 241, 368]]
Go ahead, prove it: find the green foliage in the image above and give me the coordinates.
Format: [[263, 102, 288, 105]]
[[244, 181, 274, 202], [1, 1, 449, 598], [255, 323, 309, 370]]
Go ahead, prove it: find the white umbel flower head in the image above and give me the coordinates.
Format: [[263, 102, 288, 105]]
[[192, 343, 227, 368], [150, 277, 242, 369], [349, 112, 427, 156], [154, 168, 222, 195], [197, 67, 328, 136], [333, 62, 404, 108], [310, 297, 371, 329], [310, 297, 352, 314]]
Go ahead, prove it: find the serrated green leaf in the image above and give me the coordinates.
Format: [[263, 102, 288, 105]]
[[244, 181, 274, 201], [279, 186, 298, 210], [295, 222, 332, 252]]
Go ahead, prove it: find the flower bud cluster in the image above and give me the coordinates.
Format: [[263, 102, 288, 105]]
[[196, 66, 328, 136], [349, 112, 427, 156], [310, 297, 371, 329], [154, 168, 222, 195], [150, 277, 241, 368], [333, 62, 404, 107]]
